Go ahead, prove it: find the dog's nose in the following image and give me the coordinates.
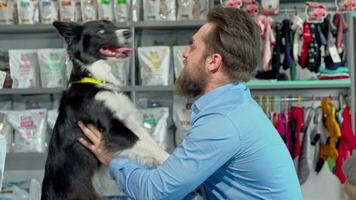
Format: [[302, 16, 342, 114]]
[[123, 30, 131, 39]]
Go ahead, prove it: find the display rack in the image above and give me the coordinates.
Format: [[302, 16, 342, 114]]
[[1, 4, 355, 175]]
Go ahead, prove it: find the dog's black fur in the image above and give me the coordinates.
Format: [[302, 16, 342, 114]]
[[41, 20, 137, 200]]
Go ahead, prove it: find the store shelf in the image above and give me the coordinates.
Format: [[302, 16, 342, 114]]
[[0, 22, 130, 34], [5, 152, 47, 170], [247, 79, 351, 90], [0, 88, 65, 95], [0, 86, 134, 95], [133, 20, 204, 29], [0, 24, 56, 34], [133, 85, 175, 92]]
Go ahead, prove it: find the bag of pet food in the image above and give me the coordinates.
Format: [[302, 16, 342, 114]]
[[39, 0, 58, 24], [132, 0, 139, 21], [38, 49, 66, 88], [97, 0, 113, 21], [16, 0, 39, 24], [81, 0, 97, 22], [13, 95, 52, 110], [143, 0, 176, 21], [173, 95, 192, 146], [0, 0, 14, 24], [105, 57, 130, 86], [138, 46, 170, 86], [173, 46, 186, 80], [0, 51, 12, 88], [6, 108, 47, 153], [177, 0, 208, 20], [0, 71, 6, 88], [113, 0, 128, 22], [0, 135, 5, 192], [140, 107, 172, 151], [9, 49, 39, 89], [0, 111, 12, 152], [58, 0, 75, 21]]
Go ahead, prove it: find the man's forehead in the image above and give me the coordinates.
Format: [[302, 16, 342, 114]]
[[194, 23, 213, 39]]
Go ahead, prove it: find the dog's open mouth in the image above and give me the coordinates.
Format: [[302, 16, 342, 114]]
[[99, 46, 132, 58]]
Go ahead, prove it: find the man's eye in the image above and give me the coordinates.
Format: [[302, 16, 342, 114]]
[[96, 30, 105, 35]]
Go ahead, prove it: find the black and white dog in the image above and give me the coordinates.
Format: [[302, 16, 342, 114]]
[[41, 20, 169, 200]]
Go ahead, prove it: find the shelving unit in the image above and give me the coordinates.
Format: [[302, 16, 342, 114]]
[[1, 3, 355, 182]]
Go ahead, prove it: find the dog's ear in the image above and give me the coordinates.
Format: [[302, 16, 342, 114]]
[[53, 21, 82, 44]]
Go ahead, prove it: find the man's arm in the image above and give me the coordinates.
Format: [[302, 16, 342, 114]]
[[79, 113, 241, 200]]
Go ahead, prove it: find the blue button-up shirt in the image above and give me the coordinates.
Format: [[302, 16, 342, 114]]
[[109, 83, 302, 200]]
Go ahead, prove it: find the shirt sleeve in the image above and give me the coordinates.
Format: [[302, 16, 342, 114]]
[[109, 113, 241, 200]]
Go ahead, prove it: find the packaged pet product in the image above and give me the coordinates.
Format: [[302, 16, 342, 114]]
[[220, 0, 242, 8], [106, 57, 130, 86], [0, 70, 5, 88], [0, 111, 12, 152], [9, 49, 39, 89], [81, 0, 97, 22], [58, 0, 75, 21], [132, 0, 139, 21], [140, 107, 172, 151], [138, 46, 170, 86], [47, 109, 58, 131], [113, 0, 128, 22], [143, 0, 176, 21], [16, 0, 39, 24], [0, 135, 5, 192], [6, 109, 47, 153], [13, 95, 52, 110], [173, 95, 192, 146], [0, 51, 12, 88], [177, 0, 208, 20], [0, 0, 14, 24], [39, 0, 58, 24], [261, 0, 279, 15], [97, 0, 113, 21], [173, 46, 186, 80], [38, 49, 66, 88]]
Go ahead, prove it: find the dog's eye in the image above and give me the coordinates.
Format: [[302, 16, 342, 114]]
[[96, 29, 105, 35]]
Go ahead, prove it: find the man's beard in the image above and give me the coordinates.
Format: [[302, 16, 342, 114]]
[[175, 63, 206, 98]]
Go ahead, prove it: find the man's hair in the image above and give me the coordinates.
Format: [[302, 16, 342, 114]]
[[205, 6, 260, 82]]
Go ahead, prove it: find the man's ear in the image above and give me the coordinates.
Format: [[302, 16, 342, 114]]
[[53, 21, 82, 44], [206, 53, 223, 73]]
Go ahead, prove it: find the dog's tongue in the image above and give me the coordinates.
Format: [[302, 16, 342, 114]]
[[114, 48, 133, 57], [100, 47, 133, 58]]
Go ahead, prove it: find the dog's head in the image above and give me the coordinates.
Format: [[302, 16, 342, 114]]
[[53, 20, 132, 84]]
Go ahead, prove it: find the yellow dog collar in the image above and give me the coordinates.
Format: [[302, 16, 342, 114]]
[[74, 77, 106, 85]]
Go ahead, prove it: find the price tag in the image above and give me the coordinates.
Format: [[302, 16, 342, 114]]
[[329, 45, 342, 63]]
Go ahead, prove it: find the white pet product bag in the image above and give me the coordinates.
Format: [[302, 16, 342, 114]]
[[0, 111, 12, 153], [38, 49, 66, 88], [16, 0, 39, 24], [0, 0, 14, 24], [177, 0, 208, 20], [39, 0, 58, 24], [143, 0, 175, 21], [106, 57, 130, 86], [141, 107, 172, 151], [97, 0, 113, 21], [81, 0, 97, 22], [13, 95, 52, 110], [0, 135, 5, 192], [9, 49, 39, 89], [6, 109, 47, 153], [138, 46, 170, 86], [173, 95, 192, 146], [114, 0, 128, 22], [173, 45, 187, 80], [58, 0, 75, 21], [0, 70, 6, 88]]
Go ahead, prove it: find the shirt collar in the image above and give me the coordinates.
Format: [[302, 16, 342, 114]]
[[192, 82, 247, 114]]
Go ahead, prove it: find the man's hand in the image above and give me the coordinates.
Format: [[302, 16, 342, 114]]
[[77, 121, 114, 165]]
